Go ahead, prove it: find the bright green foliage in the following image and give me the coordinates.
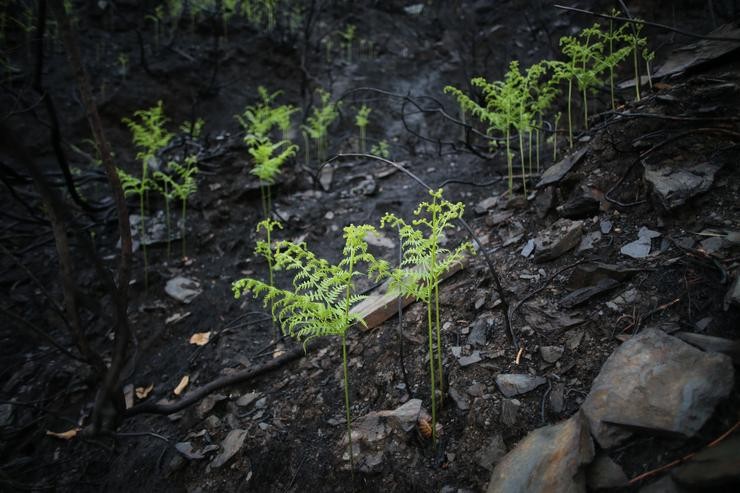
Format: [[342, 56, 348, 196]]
[[370, 140, 390, 158], [236, 87, 299, 219], [232, 224, 386, 472], [598, 11, 632, 110], [355, 105, 371, 152], [381, 190, 473, 444], [527, 62, 559, 172], [620, 20, 649, 101], [153, 157, 198, 258], [179, 117, 205, 139], [254, 218, 283, 317], [123, 101, 173, 163], [340, 24, 356, 63], [445, 61, 528, 195], [122, 101, 174, 285], [302, 88, 341, 163]]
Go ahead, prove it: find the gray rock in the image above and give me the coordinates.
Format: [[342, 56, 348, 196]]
[[487, 411, 594, 493], [459, 351, 482, 367], [620, 238, 652, 258], [725, 275, 740, 310], [672, 435, 740, 486], [339, 399, 426, 472], [477, 434, 507, 471], [644, 160, 721, 210], [165, 276, 202, 304], [577, 231, 601, 252], [540, 346, 564, 363], [674, 332, 740, 364], [486, 210, 514, 226], [475, 197, 498, 215], [236, 391, 261, 407], [565, 330, 585, 350], [600, 220, 613, 234], [521, 239, 535, 257], [449, 387, 470, 411], [586, 453, 629, 490], [467, 316, 491, 347], [535, 147, 588, 189], [533, 219, 584, 263], [501, 399, 521, 426], [549, 383, 565, 413], [566, 262, 639, 289], [195, 393, 226, 418], [175, 441, 205, 460], [559, 278, 620, 308], [581, 329, 734, 449], [210, 429, 248, 468], [495, 374, 547, 397]]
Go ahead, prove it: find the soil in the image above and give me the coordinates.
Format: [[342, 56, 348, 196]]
[[1, 1, 739, 492]]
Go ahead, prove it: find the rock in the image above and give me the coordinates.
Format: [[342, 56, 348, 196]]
[[540, 346, 564, 363], [477, 434, 507, 472], [620, 227, 661, 259], [549, 383, 565, 413], [533, 219, 583, 263], [533, 187, 555, 218], [559, 278, 620, 308], [175, 441, 206, 460], [318, 164, 334, 191], [467, 316, 491, 347], [449, 387, 470, 411], [165, 276, 202, 304], [586, 453, 629, 490], [577, 231, 601, 252], [495, 374, 547, 397], [236, 392, 261, 407], [535, 147, 588, 189], [565, 330, 585, 350], [644, 160, 721, 210], [204, 415, 221, 431], [567, 262, 639, 289], [500, 399, 521, 426], [403, 3, 424, 15], [364, 230, 395, 249], [674, 332, 740, 364], [521, 239, 535, 257], [339, 399, 426, 473], [475, 197, 498, 215], [557, 190, 600, 219], [196, 393, 226, 418], [486, 210, 513, 226], [502, 195, 528, 210], [487, 411, 594, 493], [581, 328, 734, 449], [459, 351, 482, 367], [724, 275, 740, 310], [0, 403, 13, 427], [600, 220, 612, 234], [210, 429, 248, 468], [672, 435, 740, 486]]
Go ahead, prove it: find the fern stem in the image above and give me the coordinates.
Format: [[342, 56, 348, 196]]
[[633, 40, 641, 101], [434, 282, 443, 406], [505, 127, 513, 195], [181, 197, 187, 258], [140, 191, 148, 290], [341, 333, 354, 474], [583, 86, 589, 131], [518, 132, 527, 195], [427, 293, 437, 445], [567, 78, 573, 149], [165, 194, 171, 259]]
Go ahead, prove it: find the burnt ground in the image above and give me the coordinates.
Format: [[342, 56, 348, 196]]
[[1, 1, 739, 492]]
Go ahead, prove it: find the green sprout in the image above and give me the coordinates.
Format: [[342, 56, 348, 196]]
[[340, 24, 356, 63], [355, 105, 371, 153], [370, 140, 390, 158], [232, 225, 386, 474], [642, 47, 655, 89], [152, 157, 198, 258], [249, 139, 298, 219], [620, 19, 649, 101], [145, 5, 165, 52], [122, 101, 174, 285], [302, 88, 341, 163], [381, 190, 472, 445], [254, 218, 282, 312], [117, 52, 129, 81]]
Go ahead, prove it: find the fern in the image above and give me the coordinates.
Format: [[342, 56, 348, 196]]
[[233, 224, 385, 473], [381, 189, 472, 444], [355, 105, 371, 153], [302, 88, 341, 163]]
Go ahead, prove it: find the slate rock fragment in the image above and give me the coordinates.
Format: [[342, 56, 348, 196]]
[[581, 328, 734, 449], [487, 411, 594, 493], [533, 219, 583, 263]]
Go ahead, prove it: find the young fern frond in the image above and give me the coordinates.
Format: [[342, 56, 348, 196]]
[[233, 225, 384, 473], [381, 189, 472, 445]]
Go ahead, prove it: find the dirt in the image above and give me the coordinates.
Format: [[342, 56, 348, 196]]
[[1, 1, 739, 492]]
